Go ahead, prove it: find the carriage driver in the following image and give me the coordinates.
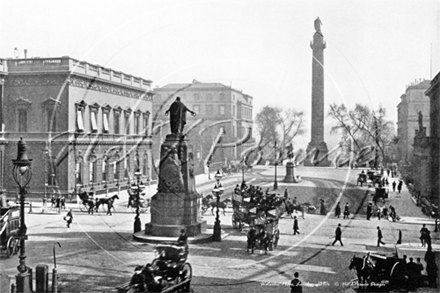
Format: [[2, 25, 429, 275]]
[[177, 229, 189, 258]]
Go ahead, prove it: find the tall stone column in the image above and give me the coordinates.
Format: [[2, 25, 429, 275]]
[[305, 17, 330, 166]]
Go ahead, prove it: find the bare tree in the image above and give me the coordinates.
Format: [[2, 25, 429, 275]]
[[255, 106, 304, 162], [328, 103, 396, 167]]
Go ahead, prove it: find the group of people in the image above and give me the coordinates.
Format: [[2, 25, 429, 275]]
[[366, 202, 399, 222], [330, 224, 387, 248], [47, 194, 66, 212], [334, 202, 351, 219]]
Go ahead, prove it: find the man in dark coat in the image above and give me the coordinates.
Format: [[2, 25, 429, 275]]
[[343, 202, 350, 219], [293, 216, 300, 235], [332, 223, 343, 246], [290, 272, 302, 293], [397, 180, 403, 193], [377, 226, 385, 246], [367, 203, 372, 220], [335, 202, 341, 218], [165, 97, 196, 134], [392, 181, 396, 192]]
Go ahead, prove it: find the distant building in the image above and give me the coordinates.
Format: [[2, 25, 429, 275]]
[[152, 80, 254, 175], [412, 72, 440, 206], [0, 56, 154, 199], [397, 79, 431, 165]]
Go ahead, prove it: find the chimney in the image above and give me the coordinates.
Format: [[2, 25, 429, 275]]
[[24, 49, 27, 59], [14, 48, 19, 59]]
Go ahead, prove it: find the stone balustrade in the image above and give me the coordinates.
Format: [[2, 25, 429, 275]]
[[5, 56, 152, 90]]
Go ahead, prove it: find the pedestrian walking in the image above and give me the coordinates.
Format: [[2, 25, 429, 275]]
[[377, 226, 385, 246], [382, 206, 388, 218], [64, 209, 73, 228], [293, 216, 300, 235], [343, 202, 350, 219], [88, 201, 94, 215], [332, 223, 343, 246], [51, 195, 56, 208], [290, 272, 302, 293], [334, 202, 341, 218], [56, 195, 61, 213], [376, 207, 382, 220], [107, 199, 113, 216], [247, 226, 256, 254], [420, 224, 429, 247], [367, 203, 372, 220], [392, 181, 396, 192], [397, 180, 403, 193], [284, 189, 289, 200], [320, 199, 326, 215], [61, 195, 66, 210]]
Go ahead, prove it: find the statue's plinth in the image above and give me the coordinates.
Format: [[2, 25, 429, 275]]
[[283, 162, 299, 183], [144, 134, 205, 237], [304, 141, 330, 167]]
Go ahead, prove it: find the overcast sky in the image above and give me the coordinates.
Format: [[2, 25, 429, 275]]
[[2, 0, 439, 146]]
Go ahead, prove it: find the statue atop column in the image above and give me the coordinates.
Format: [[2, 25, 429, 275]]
[[314, 17, 322, 34], [165, 97, 196, 135]]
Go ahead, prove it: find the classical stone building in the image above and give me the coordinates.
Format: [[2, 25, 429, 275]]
[[152, 80, 254, 175], [397, 79, 431, 165], [0, 56, 153, 199], [413, 72, 440, 206]]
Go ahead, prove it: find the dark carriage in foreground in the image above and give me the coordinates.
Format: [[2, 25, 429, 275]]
[[117, 243, 192, 293], [349, 252, 426, 291], [0, 206, 20, 257]]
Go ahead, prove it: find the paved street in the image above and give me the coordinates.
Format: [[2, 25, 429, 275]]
[[1, 165, 439, 292]]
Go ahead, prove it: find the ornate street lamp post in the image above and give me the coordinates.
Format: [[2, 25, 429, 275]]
[[132, 169, 145, 233], [273, 142, 278, 190], [12, 138, 33, 293], [212, 170, 224, 242]]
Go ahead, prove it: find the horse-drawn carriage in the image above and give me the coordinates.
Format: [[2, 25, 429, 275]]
[[231, 195, 256, 230], [373, 187, 389, 202], [349, 252, 412, 291], [1, 206, 20, 257], [77, 192, 120, 213], [118, 242, 192, 293]]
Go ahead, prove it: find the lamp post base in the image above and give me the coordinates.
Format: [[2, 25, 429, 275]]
[[212, 223, 222, 241], [134, 218, 142, 233], [16, 272, 32, 293]]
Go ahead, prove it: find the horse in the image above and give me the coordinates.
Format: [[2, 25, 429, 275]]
[[95, 194, 119, 211], [204, 194, 231, 216], [348, 255, 375, 290]]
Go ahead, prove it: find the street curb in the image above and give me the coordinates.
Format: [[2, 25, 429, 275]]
[[132, 230, 228, 244]]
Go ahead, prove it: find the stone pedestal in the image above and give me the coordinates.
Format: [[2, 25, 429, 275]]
[[16, 272, 31, 293], [145, 134, 205, 237], [304, 141, 330, 166], [283, 162, 298, 183]]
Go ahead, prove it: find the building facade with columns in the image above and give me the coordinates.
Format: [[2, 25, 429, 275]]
[[152, 80, 254, 175], [397, 79, 431, 166], [0, 56, 153, 200]]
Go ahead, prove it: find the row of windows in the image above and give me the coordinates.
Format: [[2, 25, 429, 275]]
[[76, 107, 150, 135], [75, 155, 149, 185], [16, 107, 58, 133]]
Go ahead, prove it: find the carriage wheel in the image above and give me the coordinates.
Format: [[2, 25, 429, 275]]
[[274, 230, 280, 248], [179, 262, 192, 291], [232, 214, 237, 229], [6, 237, 18, 258]]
